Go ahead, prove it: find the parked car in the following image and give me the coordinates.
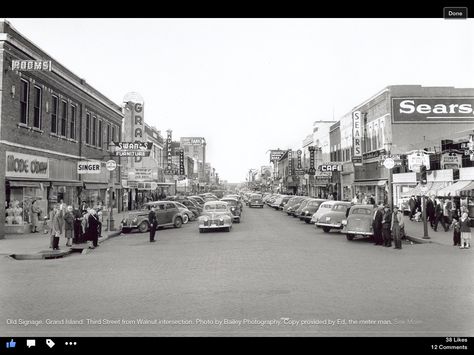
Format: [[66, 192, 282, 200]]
[[270, 195, 288, 209], [311, 201, 352, 232], [198, 201, 233, 233], [120, 201, 184, 233], [299, 199, 327, 223], [224, 194, 244, 211], [174, 202, 196, 224], [278, 195, 293, 210], [179, 199, 202, 217], [286, 197, 307, 216], [248, 193, 264, 208], [342, 204, 377, 241], [283, 196, 304, 214], [220, 197, 242, 223], [189, 196, 205, 206], [292, 197, 312, 217]]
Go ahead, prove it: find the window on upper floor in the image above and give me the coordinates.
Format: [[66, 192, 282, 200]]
[[70, 105, 76, 140], [92, 116, 97, 146], [33, 86, 42, 129], [60, 100, 68, 137], [98, 120, 103, 148], [85, 113, 91, 144], [20, 79, 29, 125], [51, 95, 59, 133]]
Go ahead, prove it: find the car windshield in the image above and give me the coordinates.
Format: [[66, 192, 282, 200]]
[[351, 208, 372, 215], [333, 204, 350, 211], [174, 202, 186, 209], [204, 204, 228, 211], [319, 203, 332, 209]]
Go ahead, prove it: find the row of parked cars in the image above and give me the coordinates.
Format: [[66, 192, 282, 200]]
[[261, 193, 378, 241], [120, 192, 242, 234]]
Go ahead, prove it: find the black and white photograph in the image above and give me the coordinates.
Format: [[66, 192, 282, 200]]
[[0, 15, 473, 348]]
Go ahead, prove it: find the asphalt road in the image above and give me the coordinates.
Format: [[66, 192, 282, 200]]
[[1, 204, 473, 337]]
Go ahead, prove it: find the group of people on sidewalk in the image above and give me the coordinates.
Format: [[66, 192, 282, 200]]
[[45, 202, 102, 250], [372, 204, 405, 249], [405, 195, 471, 249]]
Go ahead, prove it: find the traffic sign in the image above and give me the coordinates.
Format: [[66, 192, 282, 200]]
[[105, 160, 117, 171]]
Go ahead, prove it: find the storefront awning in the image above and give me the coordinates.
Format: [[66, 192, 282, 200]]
[[353, 180, 386, 186], [436, 180, 473, 197], [50, 181, 84, 187], [84, 183, 108, 190], [401, 182, 447, 197], [7, 180, 43, 188], [459, 181, 474, 195]]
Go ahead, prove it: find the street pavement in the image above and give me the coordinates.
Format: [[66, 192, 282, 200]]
[[0, 204, 472, 337]]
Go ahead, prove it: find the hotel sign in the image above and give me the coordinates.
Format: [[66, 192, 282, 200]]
[[180, 137, 204, 145], [12, 60, 52, 71], [6, 151, 49, 178], [392, 98, 474, 123], [352, 111, 363, 166], [270, 150, 285, 162]]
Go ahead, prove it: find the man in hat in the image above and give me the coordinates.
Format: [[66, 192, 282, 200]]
[[381, 205, 392, 247], [391, 206, 404, 249], [372, 203, 384, 246]]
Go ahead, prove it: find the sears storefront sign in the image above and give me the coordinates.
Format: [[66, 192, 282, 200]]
[[6, 152, 49, 178], [392, 98, 474, 122]]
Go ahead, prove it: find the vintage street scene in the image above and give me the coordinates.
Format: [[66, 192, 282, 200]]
[[0, 18, 473, 338]]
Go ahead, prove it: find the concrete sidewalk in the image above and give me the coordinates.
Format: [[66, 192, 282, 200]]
[[402, 215, 457, 246], [0, 209, 128, 258]]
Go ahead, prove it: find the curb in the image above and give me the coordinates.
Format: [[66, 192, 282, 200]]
[[405, 234, 444, 245], [9, 230, 122, 260]]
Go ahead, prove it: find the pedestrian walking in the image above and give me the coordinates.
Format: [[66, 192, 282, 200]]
[[443, 198, 453, 228], [63, 205, 74, 247], [433, 198, 448, 232], [368, 194, 376, 206], [50, 205, 63, 250], [382, 205, 392, 247], [426, 196, 435, 228], [30, 200, 42, 233], [81, 201, 88, 216], [408, 195, 416, 221], [72, 205, 83, 244], [372, 204, 384, 246], [391, 206, 404, 249], [452, 219, 461, 246], [148, 206, 158, 243], [459, 212, 471, 249], [86, 209, 100, 249]]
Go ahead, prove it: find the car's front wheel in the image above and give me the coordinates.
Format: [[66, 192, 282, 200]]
[[322, 227, 331, 233], [138, 221, 149, 233], [346, 234, 354, 241], [174, 217, 183, 228], [199, 228, 204, 233]]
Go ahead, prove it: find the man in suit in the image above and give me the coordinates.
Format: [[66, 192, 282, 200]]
[[426, 196, 435, 228], [381, 205, 392, 247], [433, 198, 447, 232], [408, 195, 416, 221], [148, 206, 158, 243], [372, 204, 384, 246]]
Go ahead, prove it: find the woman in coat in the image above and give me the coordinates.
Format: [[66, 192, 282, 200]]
[[63, 206, 75, 247], [49, 205, 63, 250], [459, 212, 471, 249], [30, 200, 42, 233], [87, 209, 100, 249]]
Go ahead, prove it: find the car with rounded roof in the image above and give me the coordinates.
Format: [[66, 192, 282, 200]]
[[198, 201, 233, 233], [311, 201, 352, 232], [220, 197, 242, 223], [342, 204, 377, 241], [248, 193, 264, 208], [120, 201, 184, 233], [299, 199, 328, 223], [174, 201, 196, 224]]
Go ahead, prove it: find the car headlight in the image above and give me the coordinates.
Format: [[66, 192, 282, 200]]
[[341, 220, 347, 225], [132, 218, 137, 224], [326, 216, 331, 221], [231, 207, 235, 211], [203, 217, 209, 222], [219, 217, 224, 222]]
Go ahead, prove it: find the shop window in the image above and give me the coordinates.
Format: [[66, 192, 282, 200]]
[[20, 79, 29, 125], [33, 86, 42, 129]]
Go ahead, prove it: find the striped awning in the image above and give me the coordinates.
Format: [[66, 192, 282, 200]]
[[459, 181, 474, 196], [436, 180, 473, 197], [401, 182, 448, 197]]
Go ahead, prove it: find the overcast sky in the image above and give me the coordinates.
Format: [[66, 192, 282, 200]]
[[5, 18, 474, 182]]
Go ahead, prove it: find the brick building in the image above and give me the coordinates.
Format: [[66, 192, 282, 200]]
[[0, 20, 123, 237]]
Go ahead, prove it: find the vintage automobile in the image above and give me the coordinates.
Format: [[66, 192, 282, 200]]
[[277, 195, 293, 210], [248, 193, 264, 208], [311, 201, 352, 232], [283, 196, 303, 213], [224, 194, 244, 211], [299, 199, 327, 223], [120, 201, 184, 233], [198, 201, 233, 233], [292, 197, 312, 217], [189, 195, 206, 206], [270, 195, 288, 209], [285, 197, 307, 216], [175, 198, 202, 218], [174, 202, 196, 224], [220, 197, 242, 223], [341, 204, 377, 241]]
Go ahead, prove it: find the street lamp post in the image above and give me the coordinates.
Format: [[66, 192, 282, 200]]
[[107, 142, 117, 231]]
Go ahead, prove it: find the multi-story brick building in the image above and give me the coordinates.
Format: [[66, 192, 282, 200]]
[[0, 20, 123, 237]]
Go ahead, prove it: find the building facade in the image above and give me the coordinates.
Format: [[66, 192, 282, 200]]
[[1, 20, 123, 236]]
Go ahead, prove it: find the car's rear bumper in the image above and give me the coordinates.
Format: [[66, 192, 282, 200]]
[[249, 203, 264, 207], [316, 222, 342, 229], [345, 230, 373, 236], [199, 223, 232, 229]]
